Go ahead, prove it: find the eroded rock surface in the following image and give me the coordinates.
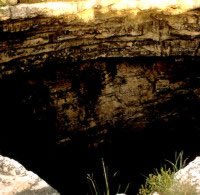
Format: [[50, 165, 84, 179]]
[[174, 157, 200, 194], [0, 155, 60, 195]]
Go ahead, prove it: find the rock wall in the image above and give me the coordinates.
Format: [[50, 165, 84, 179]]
[[1, 4, 200, 194], [1, 5, 200, 145], [4, 57, 197, 146]]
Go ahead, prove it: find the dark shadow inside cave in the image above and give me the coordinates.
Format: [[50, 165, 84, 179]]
[[0, 72, 56, 171], [1, 57, 200, 194]]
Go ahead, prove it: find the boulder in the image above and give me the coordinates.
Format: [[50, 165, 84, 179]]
[[0, 155, 60, 195], [173, 157, 200, 194]]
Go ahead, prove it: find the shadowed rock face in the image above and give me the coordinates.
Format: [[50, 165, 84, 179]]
[[42, 57, 200, 145], [1, 56, 200, 146]]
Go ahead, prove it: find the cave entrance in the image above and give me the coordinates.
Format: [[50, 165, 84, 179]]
[[1, 57, 200, 194]]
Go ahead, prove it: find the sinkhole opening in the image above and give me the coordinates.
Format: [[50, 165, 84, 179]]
[[1, 57, 200, 194]]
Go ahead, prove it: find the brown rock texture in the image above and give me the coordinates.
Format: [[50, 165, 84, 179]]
[[8, 57, 198, 146]]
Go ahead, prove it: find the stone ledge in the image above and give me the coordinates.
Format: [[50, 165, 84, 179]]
[[1, 1, 200, 78]]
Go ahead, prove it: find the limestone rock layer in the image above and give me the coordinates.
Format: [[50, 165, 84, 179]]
[[1, 7, 200, 77]]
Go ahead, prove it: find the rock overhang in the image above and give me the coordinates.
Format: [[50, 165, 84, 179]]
[[1, 1, 200, 78]]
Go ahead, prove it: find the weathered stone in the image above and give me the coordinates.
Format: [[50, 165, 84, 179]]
[[0, 6, 11, 20], [175, 157, 200, 189], [0, 155, 60, 195]]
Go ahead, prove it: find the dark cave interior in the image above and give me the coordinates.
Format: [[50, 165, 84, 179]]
[[1, 57, 200, 194]]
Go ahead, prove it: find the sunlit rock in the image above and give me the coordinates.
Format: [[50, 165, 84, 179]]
[[173, 157, 200, 194], [0, 155, 60, 195], [1, 0, 200, 21]]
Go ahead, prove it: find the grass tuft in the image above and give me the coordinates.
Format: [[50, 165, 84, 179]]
[[87, 159, 130, 195], [86, 152, 196, 195]]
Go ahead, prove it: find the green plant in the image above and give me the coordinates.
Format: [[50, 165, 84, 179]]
[[0, 0, 9, 6], [87, 158, 130, 195], [166, 151, 188, 172], [138, 167, 174, 195], [138, 151, 188, 195]]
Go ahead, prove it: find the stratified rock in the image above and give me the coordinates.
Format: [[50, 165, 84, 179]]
[[0, 155, 60, 195], [1, 3, 200, 72]]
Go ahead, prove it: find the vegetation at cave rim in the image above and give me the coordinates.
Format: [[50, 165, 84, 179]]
[[0, 0, 8, 6], [87, 152, 198, 195]]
